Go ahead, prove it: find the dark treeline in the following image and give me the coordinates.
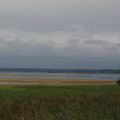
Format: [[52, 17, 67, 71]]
[[0, 68, 120, 74]]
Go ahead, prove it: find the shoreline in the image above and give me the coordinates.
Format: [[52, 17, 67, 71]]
[[0, 73, 118, 86], [0, 78, 117, 86]]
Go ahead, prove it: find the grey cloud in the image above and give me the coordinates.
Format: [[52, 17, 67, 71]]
[[0, 36, 55, 57], [64, 32, 120, 58], [84, 39, 110, 45], [0, 33, 120, 68], [84, 39, 120, 50], [0, 0, 120, 32], [114, 43, 120, 48], [0, 0, 120, 68]]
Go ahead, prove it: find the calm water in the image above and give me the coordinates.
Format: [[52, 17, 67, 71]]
[[0, 72, 120, 80], [0, 68, 120, 80]]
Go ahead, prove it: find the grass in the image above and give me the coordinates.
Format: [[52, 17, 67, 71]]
[[0, 85, 120, 120], [0, 85, 120, 97]]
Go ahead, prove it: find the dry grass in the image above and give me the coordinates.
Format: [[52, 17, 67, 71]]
[[0, 85, 120, 120], [0, 93, 120, 120]]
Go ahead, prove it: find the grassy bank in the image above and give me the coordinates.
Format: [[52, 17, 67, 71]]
[[0, 85, 120, 120]]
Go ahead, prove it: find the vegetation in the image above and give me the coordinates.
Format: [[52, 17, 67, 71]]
[[0, 85, 120, 120], [117, 79, 120, 85]]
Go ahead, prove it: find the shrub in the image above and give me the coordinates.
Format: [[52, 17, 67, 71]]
[[116, 79, 120, 85]]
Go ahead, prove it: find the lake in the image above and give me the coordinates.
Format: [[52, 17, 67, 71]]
[[0, 72, 120, 80]]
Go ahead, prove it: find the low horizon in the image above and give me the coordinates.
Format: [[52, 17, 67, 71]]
[[0, 67, 120, 70]]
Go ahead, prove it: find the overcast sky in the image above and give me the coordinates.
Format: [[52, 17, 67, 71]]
[[0, 0, 120, 68]]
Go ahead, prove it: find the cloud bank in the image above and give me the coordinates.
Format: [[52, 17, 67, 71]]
[[0, 0, 120, 68]]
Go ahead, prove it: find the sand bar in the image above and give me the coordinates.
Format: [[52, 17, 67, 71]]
[[0, 78, 117, 86]]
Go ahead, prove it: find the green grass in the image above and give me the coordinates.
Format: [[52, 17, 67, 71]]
[[0, 85, 120, 98], [0, 85, 120, 120]]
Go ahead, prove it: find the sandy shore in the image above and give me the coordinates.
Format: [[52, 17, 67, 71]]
[[0, 78, 117, 86]]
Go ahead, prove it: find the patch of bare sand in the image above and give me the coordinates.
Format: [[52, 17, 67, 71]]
[[0, 77, 117, 86]]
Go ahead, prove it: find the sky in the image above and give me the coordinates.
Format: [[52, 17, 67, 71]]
[[0, 0, 120, 69]]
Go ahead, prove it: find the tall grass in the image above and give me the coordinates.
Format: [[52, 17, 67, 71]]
[[0, 93, 120, 120]]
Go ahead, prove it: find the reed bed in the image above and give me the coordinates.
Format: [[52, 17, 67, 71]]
[[0, 92, 120, 120]]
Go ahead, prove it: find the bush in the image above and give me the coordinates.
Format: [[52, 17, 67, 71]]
[[116, 79, 120, 85]]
